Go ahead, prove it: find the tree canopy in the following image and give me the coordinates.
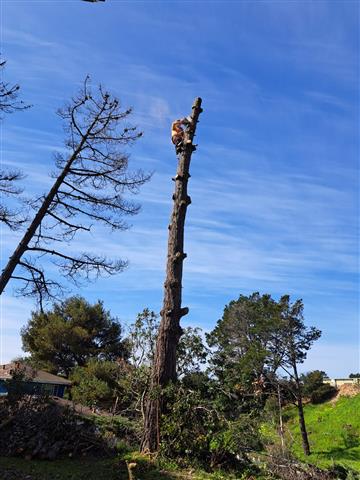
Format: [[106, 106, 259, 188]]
[[207, 293, 279, 395], [21, 296, 129, 377]]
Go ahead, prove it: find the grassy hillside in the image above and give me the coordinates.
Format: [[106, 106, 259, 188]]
[[285, 394, 360, 472]]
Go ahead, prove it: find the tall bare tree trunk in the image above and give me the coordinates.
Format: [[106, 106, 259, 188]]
[[140, 98, 203, 453]]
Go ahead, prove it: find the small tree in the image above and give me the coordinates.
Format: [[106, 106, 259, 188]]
[[0, 77, 149, 303], [300, 370, 327, 397], [125, 309, 160, 419], [126, 310, 209, 421], [128, 309, 159, 369], [71, 359, 118, 410], [207, 292, 279, 416], [207, 292, 321, 456], [275, 295, 321, 456], [177, 327, 209, 377], [3, 363, 35, 404], [21, 296, 129, 377]]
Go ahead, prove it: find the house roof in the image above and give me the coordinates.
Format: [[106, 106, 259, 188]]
[[0, 362, 71, 386]]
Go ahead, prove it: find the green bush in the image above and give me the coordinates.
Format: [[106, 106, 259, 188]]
[[346, 471, 360, 480], [122, 452, 157, 476], [310, 384, 337, 404], [92, 415, 142, 446], [327, 464, 351, 480], [159, 383, 261, 471], [341, 424, 359, 449], [209, 416, 262, 467], [300, 370, 327, 397], [160, 385, 216, 467]]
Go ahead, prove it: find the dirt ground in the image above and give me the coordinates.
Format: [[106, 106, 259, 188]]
[[331, 383, 360, 402]]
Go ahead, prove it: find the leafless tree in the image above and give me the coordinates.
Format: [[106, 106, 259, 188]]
[[0, 59, 30, 116], [0, 170, 25, 230], [0, 58, 30, 229], [0, 77, 150, 305]]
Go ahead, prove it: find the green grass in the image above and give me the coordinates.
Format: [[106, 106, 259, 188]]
[[0, 456, 127, 480], [0, 455, 252, 480], [285, 394, 360, 472], [0, 455, 186, 480]]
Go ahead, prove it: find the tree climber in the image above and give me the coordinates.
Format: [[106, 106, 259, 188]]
[[171, 117, 192, 154]]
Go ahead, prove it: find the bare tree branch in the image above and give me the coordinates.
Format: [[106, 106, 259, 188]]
[[0, 60, 31, 115], [0, 58, 30, 229], [0, 77, 150, 301], [0, 170, 27, 229]]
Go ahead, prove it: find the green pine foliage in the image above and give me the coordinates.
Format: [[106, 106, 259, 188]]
[[21, 297, 129, 377]]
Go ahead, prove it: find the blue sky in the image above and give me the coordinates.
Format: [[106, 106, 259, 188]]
[[0, 0, 358, 377]]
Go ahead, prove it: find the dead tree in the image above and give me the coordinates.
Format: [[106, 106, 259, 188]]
[[0, 170, 25, 230], [140, 98, 203, 453], [0, 77, 149, 303], [0, 58, 30, 229], [0, 59, 30, 116]]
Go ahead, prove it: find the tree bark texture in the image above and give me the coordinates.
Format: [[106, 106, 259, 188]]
[[296, 390, 311, 455], [293, 361, 311, 455], [140, 98, 203, 453]]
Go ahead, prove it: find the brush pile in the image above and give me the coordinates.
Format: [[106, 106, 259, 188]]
[[0, 396, 112, 460], [266, 453, 348, 480]]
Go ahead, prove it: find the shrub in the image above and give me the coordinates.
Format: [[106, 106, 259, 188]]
[[346, 471, 360, 480], [209, 416, 262, 468], [123, 452, 157, 477], [341, 424, 359, 449], [300, 370, 327, 397], [92, 415, 142, 446], [159, 383, 261, 471], [310, 384, 337, 404], [327, 464, 354, 480], [160, 385, 217, 467], [263, 396, 279, 424], [3, 365, 36, 403]]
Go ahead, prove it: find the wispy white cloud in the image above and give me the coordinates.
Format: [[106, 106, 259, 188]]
[[304, 90, 353, 111], [3, 28, 57, 49], [0, 1, 357, 372]]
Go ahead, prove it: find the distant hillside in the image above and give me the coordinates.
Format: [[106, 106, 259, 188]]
[[285, 393, 360, 472]]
